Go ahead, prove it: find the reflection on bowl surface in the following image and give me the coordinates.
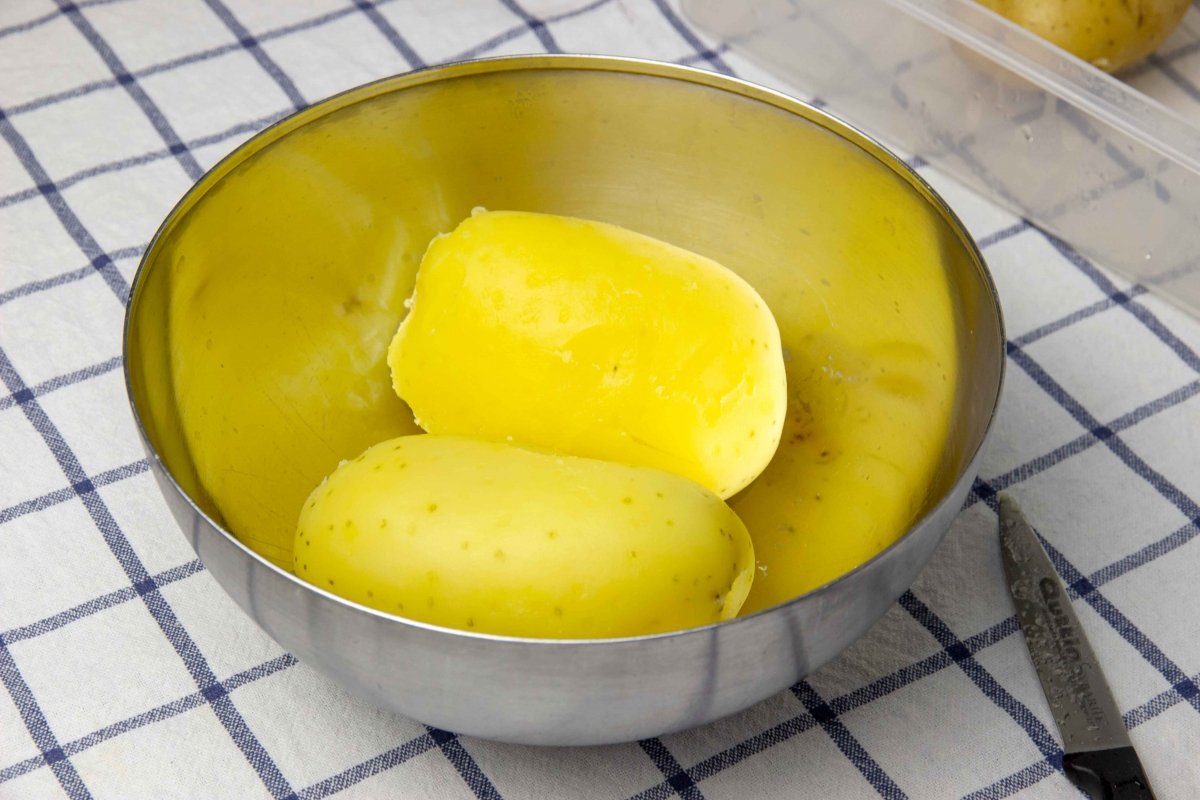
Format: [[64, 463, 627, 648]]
[[124, 55, 1003, 745]]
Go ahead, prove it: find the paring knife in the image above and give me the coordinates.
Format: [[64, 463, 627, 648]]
[[998, 495, 1157, 800]]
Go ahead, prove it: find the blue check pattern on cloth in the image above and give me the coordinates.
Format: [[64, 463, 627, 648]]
[[1, 1, 1199, 797]]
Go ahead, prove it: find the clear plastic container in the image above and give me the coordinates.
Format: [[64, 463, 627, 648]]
[[683, 0, 1200, 318]]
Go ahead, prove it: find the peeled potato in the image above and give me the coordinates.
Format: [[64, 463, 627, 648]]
[[976, 0, 1190, 72], [295, 434, 754, 638], [388, 210, 788, 499]]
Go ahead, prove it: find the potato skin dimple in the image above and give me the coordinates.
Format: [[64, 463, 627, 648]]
[[295, 434, 755, 639], [388, 210, 787, 498]]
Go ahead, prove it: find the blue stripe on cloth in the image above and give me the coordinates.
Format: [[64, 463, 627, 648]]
[[966, 476, 997, 508], [0, 634, 92, 797], [54, 0, 204, 181], [0, 459, 148, 525], [0, 0, 127, 40], [830, 652, 956, 719], [1124, 36, 1200, 78], [200, 0, 307, 111], [967, 378, 1200, 507], [792, 682, 908, 799], [0, 109, 290, 211], [1010, 103, 1045, 127], [0, 246, 142, 307], [294, 733, 439, 800], [3, 0, 400, 121], [960, 756, 1061, 800], [677, 43, 731, 68], [628, 781, 677, 800], [352, 0, 427, 68], [0, 114, 130, 301], [0, 560, 203, 646], [1011, 286, 1148, 348], [898, 591, 1062, 760], [1105, 288, 1200, 372], [638, 738, 705, 800], [0, 356, 122, 412], [497, 0, 561, 53], [1006, 344, 1200, 521], [628, 713, 824, 800], [648, 0, 733, 75], [147, 588, 299, 797], [943, 132, 1029, 213], [0, 654, 296, 785], [1053, 102, 1144, 180], [1050, 106, 1172, 207], [1126, 669, 1200, 728], [3, 73, 119, 118], [427, 728, 503, 800], [0, 691, 204, 785], [1035, 230, 1200, 373], [962, 615, 1021, 651], [1146, 53, 1200, 102], [450, 0, 614, 61], [0, 346, 296, 799], [0, 265, 94, 305], [1089, 519, 1200, 589]]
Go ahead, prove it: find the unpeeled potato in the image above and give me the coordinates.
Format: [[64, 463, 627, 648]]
[[976, 0, 1190, 72], [388, 210, 788, 499], [295, 434, 754, 638]]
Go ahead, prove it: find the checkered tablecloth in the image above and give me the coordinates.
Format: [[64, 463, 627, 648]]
[[2, 1, 1200, 798]]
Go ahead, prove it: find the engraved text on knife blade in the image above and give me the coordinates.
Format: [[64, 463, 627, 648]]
[[1034, 576, 1107, 733], [1001, 510, 1124, 750]]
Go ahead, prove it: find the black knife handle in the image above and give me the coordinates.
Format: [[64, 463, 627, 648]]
[[1062, 748, 1157, 800]]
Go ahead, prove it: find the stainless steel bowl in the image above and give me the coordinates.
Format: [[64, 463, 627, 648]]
[[123, 55, 1004, 745]]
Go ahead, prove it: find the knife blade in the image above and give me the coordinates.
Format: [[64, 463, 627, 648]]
[[998, 494, 1156, 800]]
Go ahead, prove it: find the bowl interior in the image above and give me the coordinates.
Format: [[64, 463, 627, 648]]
[[127, 58, 1000, 605]]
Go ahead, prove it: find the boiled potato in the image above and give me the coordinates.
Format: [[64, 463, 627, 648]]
[[388, 210, 787, 499], [976, 0, 1190, 72], [295, 434, 754, 638]]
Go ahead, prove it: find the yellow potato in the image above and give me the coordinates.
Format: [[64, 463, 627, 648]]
[[976, 0, 1190, 72], [388, 210, 788, 499], [295, 434, 755, 638]]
